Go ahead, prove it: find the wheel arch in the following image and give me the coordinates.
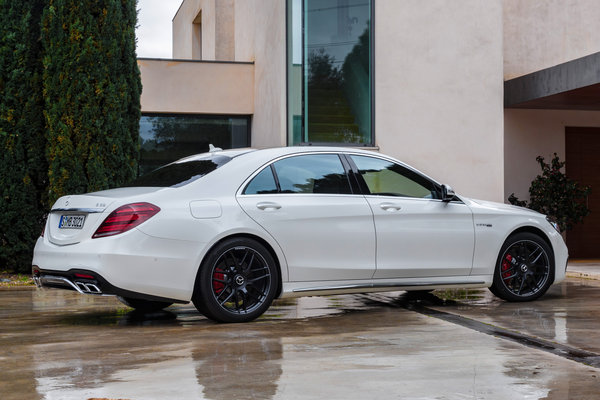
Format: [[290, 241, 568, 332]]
[[506, 226, 554, 257], [193, 233, 284, 299], [503, 225, 556, 286]]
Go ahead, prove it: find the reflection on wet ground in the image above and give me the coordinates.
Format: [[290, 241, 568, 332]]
[[427, 278, 600, 355], [0, 279, 599, 399]]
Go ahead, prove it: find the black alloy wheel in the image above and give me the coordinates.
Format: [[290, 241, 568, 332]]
[[194, 237, 279, 323], [490, 232, 554, 302]]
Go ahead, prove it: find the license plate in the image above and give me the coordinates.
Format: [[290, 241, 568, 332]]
[[59, 215, 86, 229]]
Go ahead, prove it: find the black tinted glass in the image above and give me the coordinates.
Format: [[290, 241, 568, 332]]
[[351, 155, 438, 199], [244, 167, 278, 194], [273, 154, 351, 194], [127, 155, 231, 188], [139, 114, 249, 176]]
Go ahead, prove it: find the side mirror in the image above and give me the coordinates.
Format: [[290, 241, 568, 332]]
[[441, 184, 455, 202]]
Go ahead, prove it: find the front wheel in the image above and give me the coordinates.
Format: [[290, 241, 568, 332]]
[[489, 232, 554, 302], [193, 237, 279, 323]]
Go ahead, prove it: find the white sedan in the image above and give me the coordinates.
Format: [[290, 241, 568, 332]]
[[32, 147, 568, 322]]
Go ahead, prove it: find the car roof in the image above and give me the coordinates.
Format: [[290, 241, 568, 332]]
[[172, 146, 384, 164]]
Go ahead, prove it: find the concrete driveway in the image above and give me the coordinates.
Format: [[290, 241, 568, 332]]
[[1, 264, 600, 399]]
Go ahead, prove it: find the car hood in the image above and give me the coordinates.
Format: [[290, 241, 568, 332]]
[[463, 197, 542, 217]]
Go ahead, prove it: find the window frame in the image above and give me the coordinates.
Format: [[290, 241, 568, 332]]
[[343, 153, 447, 201], [285, 0, 375, 147], [239, 152, 357, 196], [139, 112, 252, 177]]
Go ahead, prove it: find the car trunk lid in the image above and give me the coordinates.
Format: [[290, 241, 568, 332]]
[[47, 188, 163, 245]]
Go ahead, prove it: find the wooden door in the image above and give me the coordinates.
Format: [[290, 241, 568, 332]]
[[565, 127, 600, 258]]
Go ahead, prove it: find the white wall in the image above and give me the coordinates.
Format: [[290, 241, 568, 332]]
[[375, 0, 504, 201], [138, 59, 254, 114], [504, 0, 600, 79], [504, 109, 600, 202], [250, 0, 287, 148], [173, 0, 216, 60], [172, 0, 285, 147]]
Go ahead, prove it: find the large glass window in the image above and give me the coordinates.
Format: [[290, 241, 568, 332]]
[[287, 0, 372, 145], [351, 155, 439, 199], [139, 114, 250, 176]]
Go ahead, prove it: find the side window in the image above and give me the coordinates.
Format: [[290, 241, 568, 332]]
[[273, 154, 351, 194], [350, 155, 438, 199], [244, 166, 278, 194]]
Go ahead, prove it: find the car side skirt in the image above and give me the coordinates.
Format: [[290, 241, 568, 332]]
[[280, 275, 493, 298]]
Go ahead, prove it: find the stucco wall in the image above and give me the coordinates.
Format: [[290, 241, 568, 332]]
[[138, 59, 254, 114], [504, 109, 600, 202], [172, 0, 284, 147], [504, 0, 600, 79], [234, 0, 255, 61], [250, 0, 287, 148], [375, 0, 504, 201], [173, 0, 216, 60]]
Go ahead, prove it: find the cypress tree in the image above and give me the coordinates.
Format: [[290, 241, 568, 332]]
[[0, 0, 140, 272], [0, 0, 47, 272], [41, 0, 141, 205]]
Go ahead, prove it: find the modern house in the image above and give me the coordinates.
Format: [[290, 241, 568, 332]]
[[137, 0, 600, 258]]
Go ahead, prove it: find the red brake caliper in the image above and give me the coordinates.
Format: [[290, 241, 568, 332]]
[[502, 254, 513, 282], [213, 268, 225, 294]]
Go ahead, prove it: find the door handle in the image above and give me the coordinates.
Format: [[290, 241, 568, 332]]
[[256, 202, 282, 211], [380, 202, 402, 212]]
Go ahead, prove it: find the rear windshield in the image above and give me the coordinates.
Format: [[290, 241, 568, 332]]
[[127, 155, 232, 188]]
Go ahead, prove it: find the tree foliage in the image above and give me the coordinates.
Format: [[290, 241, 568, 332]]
[[508, 154, 591, 231], [0, 0, 47, 271], [41, 0, 141, 204], [0, 0, 141, 272]]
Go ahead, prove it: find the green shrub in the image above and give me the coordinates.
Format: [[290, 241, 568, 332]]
[[508, 154, 590, 231]]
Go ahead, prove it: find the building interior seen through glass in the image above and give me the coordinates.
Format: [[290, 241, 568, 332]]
[[138, 114, 249, 176], [287, 0, 372, 145]]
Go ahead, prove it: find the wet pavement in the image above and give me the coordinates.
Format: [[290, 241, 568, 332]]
[[1, 279, 600, 399]]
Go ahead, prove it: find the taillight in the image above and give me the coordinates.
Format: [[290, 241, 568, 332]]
[[92, 202, 160, 238]]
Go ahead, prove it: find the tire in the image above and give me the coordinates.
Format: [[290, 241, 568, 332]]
[[117, 296, 173, 312], [193, 237, 279, 323], [489, 232, 554, 302]]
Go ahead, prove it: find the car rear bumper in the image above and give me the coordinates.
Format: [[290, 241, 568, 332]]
[[32, 266, 187, 304], [32, 228, 205, 302]]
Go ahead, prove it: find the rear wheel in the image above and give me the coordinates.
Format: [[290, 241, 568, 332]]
[[117, 296, 172, 312], [193, 237, 279, 323], [489, 232, 554, 302]]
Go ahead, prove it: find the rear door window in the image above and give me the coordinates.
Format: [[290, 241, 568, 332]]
[[244, 154, 352, 195], [243, 166, 278, 194], [273, 154, 351, 194]]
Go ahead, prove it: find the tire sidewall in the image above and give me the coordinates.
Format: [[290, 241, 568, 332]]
[[194, 237, 279, 323], [492, 232, 555, 302]]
